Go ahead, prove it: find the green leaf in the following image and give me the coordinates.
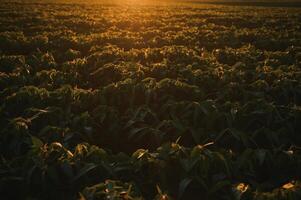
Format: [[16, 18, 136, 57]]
[[189, 128, 201, 144], [72, 163, 98, 182], [209, 180, 230, 195], [30, 135, 43, 149], [256, 149, 266, 165], [128, 127, 148, 139], [178, 178, 193, 199], [61, 161, 74, 179], [215, 152, 231, 176]]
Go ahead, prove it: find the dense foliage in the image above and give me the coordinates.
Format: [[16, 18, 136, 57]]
[[1, 1, 301, 199]]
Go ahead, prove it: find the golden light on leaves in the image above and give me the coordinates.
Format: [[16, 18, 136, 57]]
[[233, 183, 249, 199], [236, 183, 249, 193], [282, 182, 294, 190]]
